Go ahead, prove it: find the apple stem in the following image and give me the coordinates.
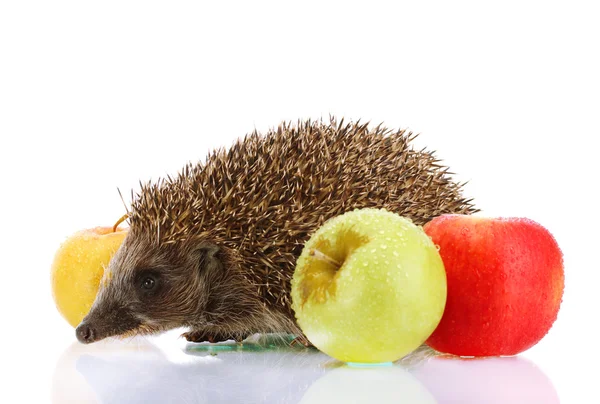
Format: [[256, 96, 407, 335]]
[[112, 213, 130, 232], [309, 249, 342, 268]]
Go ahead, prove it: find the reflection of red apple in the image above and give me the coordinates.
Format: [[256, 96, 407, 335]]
[[424, 215, 564, 356], [412, 356, 559, 403]]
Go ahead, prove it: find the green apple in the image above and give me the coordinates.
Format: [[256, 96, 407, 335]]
[[291, 208, 447, 364]]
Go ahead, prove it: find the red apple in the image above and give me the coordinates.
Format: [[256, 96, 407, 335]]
[[423, 215, 564, 356]]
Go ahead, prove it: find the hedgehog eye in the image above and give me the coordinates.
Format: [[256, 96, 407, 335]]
[[141, 276, 156, 290], [135, 272, 161, 299]]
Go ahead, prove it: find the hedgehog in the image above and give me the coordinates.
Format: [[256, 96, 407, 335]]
[[75, 117, 477, 345]]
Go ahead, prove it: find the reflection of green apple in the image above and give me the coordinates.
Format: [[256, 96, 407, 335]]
[[299, 366, 436, 404], [291, 208, 447, 364]]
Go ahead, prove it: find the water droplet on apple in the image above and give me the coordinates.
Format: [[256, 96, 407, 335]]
[[370, 248, 377, 253], [381, 244, 387, 250], [393, 251, 399, 257]]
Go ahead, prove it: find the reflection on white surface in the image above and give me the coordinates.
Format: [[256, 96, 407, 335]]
[[53, 336, 327, 403], [413, 355, 560, 403], [52, 337, 559, 404], [299, 366, 436, 404]]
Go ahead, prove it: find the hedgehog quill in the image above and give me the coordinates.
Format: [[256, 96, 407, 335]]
[[75, 118, 477, 344]]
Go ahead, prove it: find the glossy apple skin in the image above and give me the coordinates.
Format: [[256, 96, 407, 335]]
[[291, 208, 447, 364], [51, 227, 127, 327], [424, 215, 564, 356]]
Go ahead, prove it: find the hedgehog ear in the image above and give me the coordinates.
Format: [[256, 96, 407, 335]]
[[196, 243, 222, 274]]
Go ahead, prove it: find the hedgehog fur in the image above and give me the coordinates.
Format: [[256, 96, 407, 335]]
[[131, 118, 475, 318]]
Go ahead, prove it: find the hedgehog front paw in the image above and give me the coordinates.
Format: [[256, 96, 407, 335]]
[[182, 329, 246, 343], [182, 330, 216, 343], [290, 334, 314, 348]]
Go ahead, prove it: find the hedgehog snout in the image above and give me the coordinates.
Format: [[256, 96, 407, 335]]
[[75, 302, 142, 344], [75, 322, 95, 344]]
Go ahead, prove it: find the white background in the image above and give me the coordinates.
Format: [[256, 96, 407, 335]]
[[1, 1, 598, 403]]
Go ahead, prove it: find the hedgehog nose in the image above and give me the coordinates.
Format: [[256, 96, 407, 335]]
[[76, 323, 95, 344]]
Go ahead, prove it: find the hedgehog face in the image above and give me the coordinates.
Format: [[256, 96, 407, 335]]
[[75, 232, 220, 344]]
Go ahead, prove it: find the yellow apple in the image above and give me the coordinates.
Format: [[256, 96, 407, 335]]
[[51, 226, 127, 327], [291, 208, 447, 364]]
